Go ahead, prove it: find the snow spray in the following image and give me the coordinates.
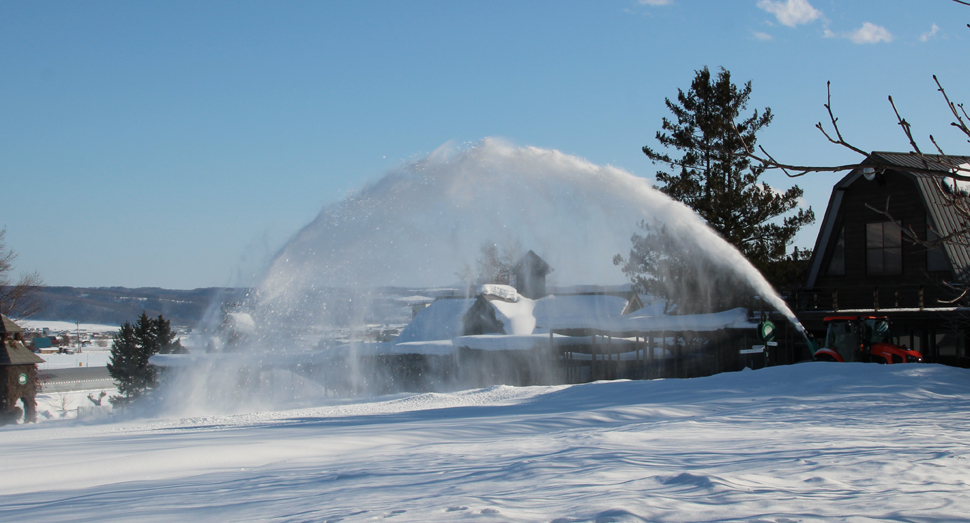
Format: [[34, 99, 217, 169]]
[[257, 138, 806, 332], [159, 139, 808, 414]]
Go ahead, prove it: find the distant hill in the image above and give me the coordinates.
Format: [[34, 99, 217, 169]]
[[31, 287, 250, 328]]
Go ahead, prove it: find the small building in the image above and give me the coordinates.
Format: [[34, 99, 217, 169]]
[[512, 250, 553, 299], [796, 151, 970, 367], [30, 336, 53, 351], [1, 314, 45, 424]]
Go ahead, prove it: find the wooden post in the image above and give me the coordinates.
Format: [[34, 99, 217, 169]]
[[550, 330, 557, 381], [638, 336, 644, 380], [649, 335, 655, 380], [608, 335, 613, 380], [660, 331, 668, 378]]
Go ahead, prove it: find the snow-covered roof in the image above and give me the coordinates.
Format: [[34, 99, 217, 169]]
[[489, 295, 537, 335], [478, 284, 519, 302], [453, 333, 630, 352], [394, 290, 742, 344], [533, 294, 631, 330], [394, 298, 476, 343], [394, 295, 435, 305], [542, 307, 756, 334]]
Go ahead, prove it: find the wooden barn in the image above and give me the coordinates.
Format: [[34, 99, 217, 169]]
[[1, 314, 44, 424], [795, 151, 970, 367]]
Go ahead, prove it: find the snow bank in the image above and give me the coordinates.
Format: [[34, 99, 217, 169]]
[[38, 351, 112, 370], [18, 320, 119, 333], [3, 364, 970, 522]]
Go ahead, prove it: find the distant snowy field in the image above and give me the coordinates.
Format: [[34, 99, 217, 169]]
[[18, 320, 119, 333], [37, 350, 112, 369], [2, 363, 970, 522]]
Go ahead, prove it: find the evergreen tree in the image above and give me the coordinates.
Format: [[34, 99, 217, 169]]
[[107, 321, 141, 404], [614, 220, 749, 314], [107, 312, 180, 404], [154, 314, 183, 354], [641, 66, 814, 279]]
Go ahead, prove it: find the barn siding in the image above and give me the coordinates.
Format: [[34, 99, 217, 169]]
[[810, 170, 957, 310]]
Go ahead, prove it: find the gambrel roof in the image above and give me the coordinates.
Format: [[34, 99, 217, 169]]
[[807, 151, 970, 288]]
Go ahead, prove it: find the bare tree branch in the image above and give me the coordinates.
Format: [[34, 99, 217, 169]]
[[0, 227, 45, 320], [936, 74, 970, 141], [816, 81, 870, 157]]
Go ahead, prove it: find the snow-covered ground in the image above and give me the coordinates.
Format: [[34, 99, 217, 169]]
[[18, 320, 119, 334], [2, 363, 970, 522], [36, 350, 113, 369], [34, 388, 117, 421]]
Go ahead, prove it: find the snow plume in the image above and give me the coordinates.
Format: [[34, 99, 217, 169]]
[[257, 139, 797, 323], [157, 139, 805, 414]]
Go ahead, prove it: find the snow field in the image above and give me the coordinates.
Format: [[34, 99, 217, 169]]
[[17, 320, 119, 334], [33, 387, 117, 422], [37, 350, 112, 370], [1, 363, 969, 522]]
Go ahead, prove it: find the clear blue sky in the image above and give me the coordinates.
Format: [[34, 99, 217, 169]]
[[2, 0, 967, 289]]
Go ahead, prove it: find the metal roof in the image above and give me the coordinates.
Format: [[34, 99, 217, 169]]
[[0, 314, 24, 334], [0, 340, 45, 366], [870, 152, 970, 283]]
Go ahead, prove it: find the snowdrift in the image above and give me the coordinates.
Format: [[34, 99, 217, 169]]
[[2, 363, 969, 522]]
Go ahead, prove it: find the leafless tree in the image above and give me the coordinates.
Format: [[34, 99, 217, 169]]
[[738, 0, 970, 252], [0, 227, 44, 320], [456, 238, 523, 288]]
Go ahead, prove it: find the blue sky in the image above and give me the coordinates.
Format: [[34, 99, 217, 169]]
[[2, 0, 967, 289]]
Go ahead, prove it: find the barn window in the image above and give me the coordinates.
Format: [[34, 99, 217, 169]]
[[866, 221, 902, 275], [826, 226, 845, 275], [926, 222, 949, 272]]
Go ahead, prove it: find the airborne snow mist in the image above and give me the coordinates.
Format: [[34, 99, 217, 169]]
[[256, 138, 794, 325]]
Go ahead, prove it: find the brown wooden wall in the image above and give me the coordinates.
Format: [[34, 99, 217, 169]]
[[809, 170, 957, 310]]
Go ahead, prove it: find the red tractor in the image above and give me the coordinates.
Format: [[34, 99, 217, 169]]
[[813, 316, 923, 364]]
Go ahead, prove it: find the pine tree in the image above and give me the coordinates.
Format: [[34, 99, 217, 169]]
[[153, 314, 183, 354], [642, 66, 814, 278], [107, 312, 179, 404], [614, 220, 749, 314], [107, 321, 140, 404]]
